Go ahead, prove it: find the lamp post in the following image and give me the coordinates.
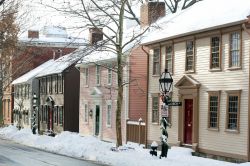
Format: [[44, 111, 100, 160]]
[[32, 93, 38, 134], [159, 69, 173, 158]]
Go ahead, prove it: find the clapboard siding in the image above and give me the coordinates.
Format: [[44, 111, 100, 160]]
[[147, 29, 250, 157]]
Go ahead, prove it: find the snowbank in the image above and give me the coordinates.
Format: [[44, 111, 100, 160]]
[[0, 126, 249, 166]]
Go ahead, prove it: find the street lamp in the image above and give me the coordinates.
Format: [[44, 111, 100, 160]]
[[32, 93, 38, 134], [158, 69, 173, 158]]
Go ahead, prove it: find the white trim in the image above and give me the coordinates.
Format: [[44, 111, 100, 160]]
[[106, 100, 112, 127], [127, 121, 146, 126]]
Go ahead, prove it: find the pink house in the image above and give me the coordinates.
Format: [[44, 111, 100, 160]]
[[77, 50, 126, 143]]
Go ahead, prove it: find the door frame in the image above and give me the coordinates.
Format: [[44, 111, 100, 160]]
[[175, 75, 200, 150]]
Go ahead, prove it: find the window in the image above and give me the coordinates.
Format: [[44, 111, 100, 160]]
[[48, 76, 52, 94], [186, 40, 195, 71], [210, 36, 221, 69], [107, 68, 112, 85], [165, 45, 173, 74], [40, 105, 43, 122], [96, 65, 101, 85], [53, 75, 58, 93], [42, 78, 47, 94], [59, 106, 64, 125], [229, 32, 241, 68], [58, 75, 63, 93], [84, 68, 89, 86], [7, 99, 10, 118], [207, 91, 220, 129], [27, 85, 30, 99], [152, 95, 159, 123], [54, 106, 58, 124], [226, 90, 241, 131], [107, 103, 112, 127], [24, 85, 27, 98], [153, 48, 160, 75], [84, 104, 88, 123]]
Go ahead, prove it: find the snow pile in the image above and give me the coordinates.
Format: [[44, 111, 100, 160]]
[[0, 126, 249, 166]]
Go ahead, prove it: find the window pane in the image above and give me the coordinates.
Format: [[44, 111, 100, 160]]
[[84, 104, 88, 122], [166, 45, 173, 73], [107, 104, 111, 126], [153, 48, 160, 75], [186, 41, 194, 71], [230, 32, 240, 67], [211, 37, 220, 68], [152, 97, 159, 123], [227, 96, 238, 129], [209, 96, 218, 128]]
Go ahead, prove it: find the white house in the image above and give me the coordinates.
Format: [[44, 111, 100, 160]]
[[142, 0, 250, 161]]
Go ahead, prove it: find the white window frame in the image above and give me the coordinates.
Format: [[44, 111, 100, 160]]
[[84, 68, 89, 86], [96, 65, 101, 85], [106, 100, 112, 127], [107, 68, 112, 85], [84, 103, 88, 123]]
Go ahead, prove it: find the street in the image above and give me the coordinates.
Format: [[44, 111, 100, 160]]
[[0, 138, 106, 166]]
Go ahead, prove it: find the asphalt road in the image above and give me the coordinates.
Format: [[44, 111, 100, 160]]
[[0, 138, 106, 166]]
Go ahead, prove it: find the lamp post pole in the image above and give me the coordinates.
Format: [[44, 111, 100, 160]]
[[159, 69, 173, 158], [32, 93, 38, 134]]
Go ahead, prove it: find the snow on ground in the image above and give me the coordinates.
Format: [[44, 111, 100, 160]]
[[0, 126, 249, 166]]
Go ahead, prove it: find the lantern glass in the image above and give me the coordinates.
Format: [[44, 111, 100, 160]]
[[159, 69, 173, 94]]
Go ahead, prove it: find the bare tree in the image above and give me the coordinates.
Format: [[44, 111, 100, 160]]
[[164, 0, 201, 13], [38, 0, 148, 147]]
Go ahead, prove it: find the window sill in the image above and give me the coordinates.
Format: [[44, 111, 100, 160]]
[[184, 70, 195, 74], [151, 122, 159, 125], [227, 67, 242, 71], [207, 128, 219, 132], [152, 75, 160, 77], [209, 68, 222, 72], [225, 129, 239, 133], [106, 125, 111, 128], [84, 85, 89, 88]]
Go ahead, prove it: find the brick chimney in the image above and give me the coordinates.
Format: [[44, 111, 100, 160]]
[[89, 28, 103, 45], [28, 30, 39, 38], [140, 1, 166, 28]]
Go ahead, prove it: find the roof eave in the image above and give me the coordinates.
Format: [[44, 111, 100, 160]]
[[142, 20, 247, 46]]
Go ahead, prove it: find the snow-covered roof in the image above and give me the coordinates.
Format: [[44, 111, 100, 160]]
[[36, 48, 85, 78], [19, 26, 86, 46], [12, 60, 55, 85], [142, 0, 250, 45]]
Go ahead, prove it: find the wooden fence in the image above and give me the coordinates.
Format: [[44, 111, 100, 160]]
[[126, 121, 146, 145]]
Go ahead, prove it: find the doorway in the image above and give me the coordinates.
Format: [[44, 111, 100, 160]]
[[184, 99, 193, 144], [95, 105, 100, 136]]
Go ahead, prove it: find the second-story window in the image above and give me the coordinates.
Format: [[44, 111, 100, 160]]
[[210, 36, 221, 69], [229, 31, 241, 68], [96, 65, 100, 85], [84, 68, 89, 86], [53, 75, 58, 94], [166, 45, 173, 74], [107, 68, 112, 85], [153, 48, 160, 75], [48, 76, 52, 94], [186, 40, 194, 72], [58, 75, 63, 93]]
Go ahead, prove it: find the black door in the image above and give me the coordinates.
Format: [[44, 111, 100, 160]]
[[95, 105, 100, 136]]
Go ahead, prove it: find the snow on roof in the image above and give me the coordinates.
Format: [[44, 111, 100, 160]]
[[77, 48, 117, 65], [12, 59, 55, 85], [19, 26, 86, 45], [36, 49, 83, 78], [142, 0, 250, 45]]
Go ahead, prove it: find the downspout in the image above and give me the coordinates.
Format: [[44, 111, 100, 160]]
[[142, 45, 149, 147], [242, 22, 250, 161]]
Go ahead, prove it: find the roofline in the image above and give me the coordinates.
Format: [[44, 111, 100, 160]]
[[142, 19, 246, 46]]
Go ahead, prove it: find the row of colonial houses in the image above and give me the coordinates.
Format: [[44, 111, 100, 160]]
[[4, 0, 250, 162]]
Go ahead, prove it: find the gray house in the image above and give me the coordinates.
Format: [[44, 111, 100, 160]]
[[12, 60, 54, 129]]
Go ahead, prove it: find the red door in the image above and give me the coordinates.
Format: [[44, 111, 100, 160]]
[[184, 99, 193, 144]]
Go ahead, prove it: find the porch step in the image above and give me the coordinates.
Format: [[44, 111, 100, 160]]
[[181, 144, 192, 148]]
